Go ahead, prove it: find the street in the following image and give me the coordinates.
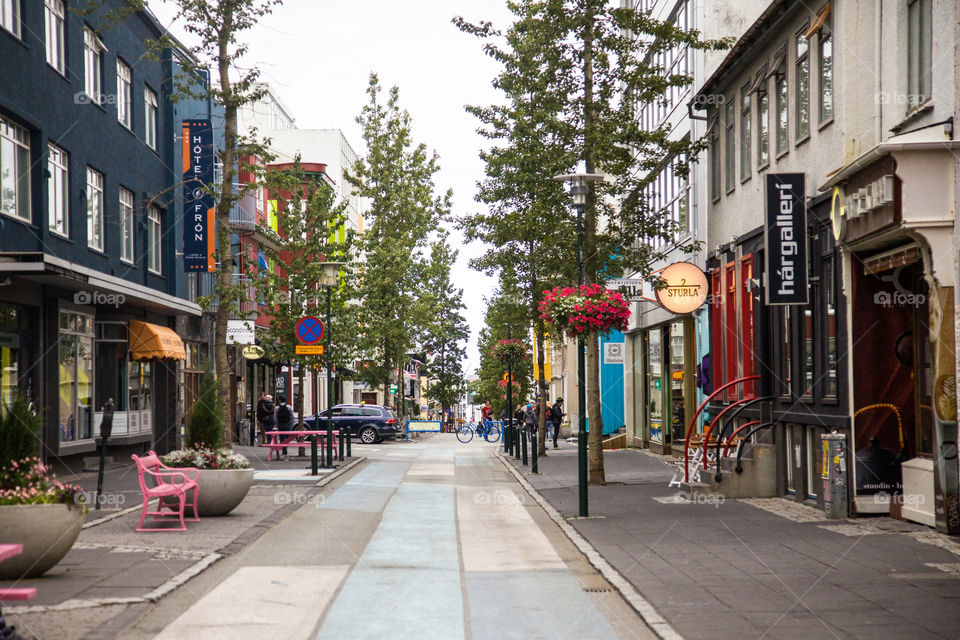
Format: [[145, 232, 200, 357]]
[[62, 435, 653, 639]]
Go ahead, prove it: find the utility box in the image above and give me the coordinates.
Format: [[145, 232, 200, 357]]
[[822, 432, 849, 519]]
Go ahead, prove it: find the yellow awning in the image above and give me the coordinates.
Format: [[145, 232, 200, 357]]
[[129, 320, 186, 361]]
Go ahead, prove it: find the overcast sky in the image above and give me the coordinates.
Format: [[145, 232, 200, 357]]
[[150, 0, 517, 374]]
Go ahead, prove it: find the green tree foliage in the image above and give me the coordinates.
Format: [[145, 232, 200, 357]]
[[252, 163, 358, 422], [458, 0, 728, 479], [347, 74, 452, 412], [474, 284, 532, 418], [420, 234, 469, 420], [188, 368, 224, 450], [0, 394, 41, 467]]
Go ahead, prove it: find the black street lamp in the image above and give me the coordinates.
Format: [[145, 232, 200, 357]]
[[319, 261, 345, 467], [504, 323, 513, 455], [554, 172, 603, 518]]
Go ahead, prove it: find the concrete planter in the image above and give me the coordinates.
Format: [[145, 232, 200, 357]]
[[194, 468, 254, 517], [0, 503, 85, 578]]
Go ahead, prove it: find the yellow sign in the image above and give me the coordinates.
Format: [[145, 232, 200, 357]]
[[671, 370, 684, 381], [502, 373, 513, 383], [655, 262, 708, 314], [830, 185, 845, 241], [295, 345, 325, 355]]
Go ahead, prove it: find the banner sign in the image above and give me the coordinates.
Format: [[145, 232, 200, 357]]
[[182, 119, 215, 272], [764, 174, 808, 305]]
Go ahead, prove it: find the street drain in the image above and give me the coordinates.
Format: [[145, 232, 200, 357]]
[[582, 587, 612, 593]]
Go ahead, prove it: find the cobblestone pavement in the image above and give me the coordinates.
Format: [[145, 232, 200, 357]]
[[504, 444, 960, 639]]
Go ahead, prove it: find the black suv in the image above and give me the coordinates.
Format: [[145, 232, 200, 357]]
[[304, 404, 400, 444]]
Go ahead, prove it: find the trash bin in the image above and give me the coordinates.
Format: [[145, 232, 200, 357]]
[[822, 431, 849, 519]]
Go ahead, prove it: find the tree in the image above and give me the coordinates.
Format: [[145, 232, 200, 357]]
[[252, 163, 357, 426], [474, 283, 533, 418], [420, 234, 469, 423], [458, 0, 728, 481], [187, 367, 224, 449], [347, 74, 451, 414]]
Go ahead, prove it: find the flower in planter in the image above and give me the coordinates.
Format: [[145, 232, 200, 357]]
[[489, 338, 529, 368], [161, 446, 251, 470], [538, 283, 631, 338], [0, 457, 85, 508]]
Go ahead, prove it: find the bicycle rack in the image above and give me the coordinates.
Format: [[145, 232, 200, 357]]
[[734, 421, 777, 474], [711, 396, 773, 481], [683, 376, 760, 483]]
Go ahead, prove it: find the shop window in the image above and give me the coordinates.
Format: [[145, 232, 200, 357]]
[[668, 321, 686, 443], [0, 304, 22, 410], [806, 427, 824, 498], [647, 329, 664, 444], [59, 310, 94, 443], [823, 248, 838, 399]]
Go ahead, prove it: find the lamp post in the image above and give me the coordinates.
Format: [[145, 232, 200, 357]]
[[319, 261, 345, 467], [504, 323, 513, 455], [553, 172, 602, 518]]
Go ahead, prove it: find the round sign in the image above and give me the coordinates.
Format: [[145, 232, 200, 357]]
[[502, 373, 513, 383], [830, 185, 846, 241], [242, 345, 264, 360], [655, 262, 708, 314], [296, 316, 325, 344]]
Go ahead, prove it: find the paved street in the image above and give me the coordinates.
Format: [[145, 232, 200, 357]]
[[508, 443, 960, 639], [7, 435, 654, 639]]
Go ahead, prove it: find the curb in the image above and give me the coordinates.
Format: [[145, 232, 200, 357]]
[[11, 457, 367, 617], [496, 452, 684, 640]]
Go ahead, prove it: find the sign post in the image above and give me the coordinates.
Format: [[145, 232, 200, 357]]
[[764, 174, 808, 305], [182, 119, 215, 272]]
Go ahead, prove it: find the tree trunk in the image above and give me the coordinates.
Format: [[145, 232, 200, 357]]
[[582, 7, 605, 484], [214, 5, 237, 445]]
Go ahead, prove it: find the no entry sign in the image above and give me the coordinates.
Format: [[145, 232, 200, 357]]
[[296, 316, 325, 344]]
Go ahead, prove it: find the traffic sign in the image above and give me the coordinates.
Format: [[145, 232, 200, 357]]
[[296, 316, 324, 344], [295, 345, 324, 355]]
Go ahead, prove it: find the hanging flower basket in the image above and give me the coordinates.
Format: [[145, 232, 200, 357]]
[[489, 339, 529, 368], [538, 283, 631, 338]]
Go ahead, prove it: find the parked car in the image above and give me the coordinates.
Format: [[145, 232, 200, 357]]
[[304, 404, 400, 444]]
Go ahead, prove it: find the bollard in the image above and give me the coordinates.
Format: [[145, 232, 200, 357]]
[[310, 435, 318, 476], [347, 428, 352, 458], [531, 429, 538, 473], [338, 427, 344, 461], [514, 425, 522, 460], [327, 428, 333, 467], [521, 427, 528, 465]]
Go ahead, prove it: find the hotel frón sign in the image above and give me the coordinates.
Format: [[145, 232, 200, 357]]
[[182, 119, 215, 272], [764, 174, 808, 305]]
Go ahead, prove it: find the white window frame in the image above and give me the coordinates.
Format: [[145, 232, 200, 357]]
[[907, 0, 932, 109], [45, 0, 65, 73], [0, 116, 31, 222], [147, 206, 162, 274], [795, 27, 810, 141], [1, 0, 20, 38], [120, 187, 134, 263], [86, 167, 103, 250], [817, 14, 833, 123], [117, 60, 132, 129], [144, 87, 158, 150], [48, 143, 69, 236], [83, 28, 106, 104]]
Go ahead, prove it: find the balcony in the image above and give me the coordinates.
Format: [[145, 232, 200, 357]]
[[228, 186, 257, 231]]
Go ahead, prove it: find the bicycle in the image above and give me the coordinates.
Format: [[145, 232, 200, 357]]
[[456, 419, 502, 444]]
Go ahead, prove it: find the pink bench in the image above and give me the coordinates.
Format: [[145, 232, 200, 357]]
[[262, 430, 340, 461], [131, 451, 200, 532], [0, 544, 37, 601]]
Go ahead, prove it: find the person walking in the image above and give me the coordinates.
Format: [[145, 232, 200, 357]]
[[272, 395, 294, 458], [544, 401, 554, 445], [523, 403, 537, 438], [551, 398, 564, 448], [255, 392, 273, 445]]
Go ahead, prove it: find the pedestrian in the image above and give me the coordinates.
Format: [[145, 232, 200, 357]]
[[523, 402, 537, 437], [481, 400, 493, 426], [514, 404, 524, 436], [272, 395, 294, 458], [551, 398, 564, 448], [544, 401, 554, 444], [256, 392, 273, 445]]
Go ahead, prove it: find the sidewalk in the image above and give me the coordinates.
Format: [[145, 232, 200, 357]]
[[504, 443, 960, 639], [4, 446, 364, 640]]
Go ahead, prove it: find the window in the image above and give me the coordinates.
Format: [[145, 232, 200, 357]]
[[0, 116, 31, 222], [120, 187, 134, 263], [724, 99, 735, 192], [117, 60, 132, 129], [59, 311, 95, 443], [48, 143, 68, 236], [801, 233, 816, 398], [646, 153, 690, 247], [45, 0, 65, 73], [739, 85, 751, 180], [709, 125, 721, 201], [795, 28, 810, 140], [774, 49, 788, 155], [757, 85, 769, 167], [1, 0, 19, 37], [144, 87, 158, 149], [83, 28, 105, 104], [907, 0, 932, 108], [147, 206, 162, 274], [817, 8, 833, 122], [86, 168, 103, 250]]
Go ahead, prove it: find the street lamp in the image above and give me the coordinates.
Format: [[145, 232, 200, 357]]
[[503, 323, 513, 455], [319, 261, 345, 467], [553, 172, 603, 518]]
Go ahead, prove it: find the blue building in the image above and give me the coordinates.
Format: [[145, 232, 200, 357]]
[[0, 1, 218, 462]]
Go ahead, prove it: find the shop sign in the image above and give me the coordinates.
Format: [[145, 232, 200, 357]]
[[654, 262, 708, 314], [603, 342, 624, 364], [764, 174, 808, 305], [241, 345, 264, 360], [182, 119, 215, 272], [226, 320, 255, 345], [606, 278, 656, 302]]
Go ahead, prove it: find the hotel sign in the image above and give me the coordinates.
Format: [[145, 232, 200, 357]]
[[182, 119, 215, 272], [654, 262, 708, 314], [764, 174, 808, 305]]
